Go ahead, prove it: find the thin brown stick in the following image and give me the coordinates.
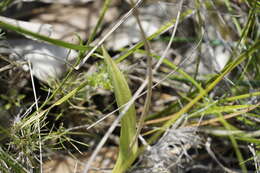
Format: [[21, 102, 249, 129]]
[[128, 0, 153, 148], [188, 102, 260, 127], [145, 102, 259, 126]]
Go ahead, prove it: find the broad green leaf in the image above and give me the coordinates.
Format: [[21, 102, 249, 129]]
[[102, 46, 137, 173]]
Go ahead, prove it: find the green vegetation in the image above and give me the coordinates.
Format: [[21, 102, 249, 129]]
[[0, 0, 259, 172]]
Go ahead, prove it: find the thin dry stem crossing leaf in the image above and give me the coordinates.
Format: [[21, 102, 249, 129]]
[[83, 69, 147, 173]]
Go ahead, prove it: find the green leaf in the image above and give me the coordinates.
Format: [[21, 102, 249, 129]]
[[102, 46, 138, 173]]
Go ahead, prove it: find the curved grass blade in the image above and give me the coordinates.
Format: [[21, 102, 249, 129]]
[[0, 20, 89, 51]]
